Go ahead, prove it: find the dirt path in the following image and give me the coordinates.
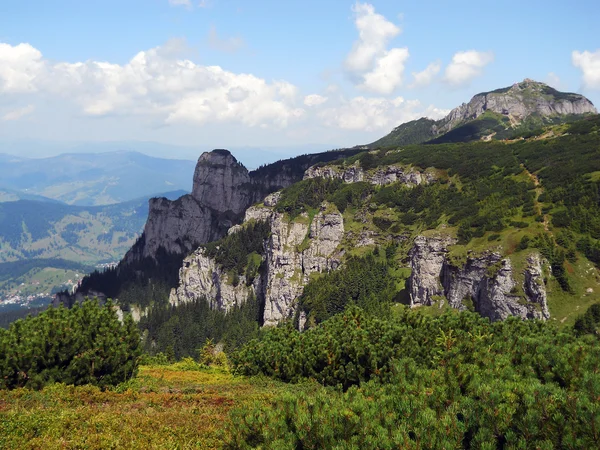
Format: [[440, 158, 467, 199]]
[[522, 165, 550, 231]]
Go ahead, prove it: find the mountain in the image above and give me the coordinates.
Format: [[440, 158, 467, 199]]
[[0, 187, 63, 204], [62, 87, 600, 358], [370, 79, 597, 148], [0, 190, 187, 265], [0, 190, 186, 307], [0, 151, 196, 206]]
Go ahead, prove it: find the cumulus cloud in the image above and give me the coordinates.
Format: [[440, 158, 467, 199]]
[[2, 105, 34, 121], [208, 26, 245, 53], [344, 2, 407, 94], [572, 50, 600, 90], [345, 2, 401, 73], [360, 47, 409, 94], [304, 94, 328, 106], [0, 43, 44, 93], [0, 41, 304, 128], [319, 96, 448, 131], [444, 50, 494, 87], [409, 61, 441, 88]]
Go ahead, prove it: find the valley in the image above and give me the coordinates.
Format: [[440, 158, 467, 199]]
[[0, 191, 187, 309]]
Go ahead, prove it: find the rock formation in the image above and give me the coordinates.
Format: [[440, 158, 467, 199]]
[[436, 79, 597, 134], [408, 235, 550, 321], [168, 197, 345, 326], [124, 149, 361, 264], [370, 79, 597, 148], [304, 162, 436, 186]]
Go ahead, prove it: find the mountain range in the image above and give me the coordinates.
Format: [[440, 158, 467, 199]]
[[0, 151, 195, 206], [57, 79, 600, 353], [0, 190, 186, 308]]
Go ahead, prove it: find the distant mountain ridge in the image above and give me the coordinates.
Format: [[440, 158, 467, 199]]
[[0, 190, 187, 265], [370, 79, 597, 148], [0, 151, 196, 206]]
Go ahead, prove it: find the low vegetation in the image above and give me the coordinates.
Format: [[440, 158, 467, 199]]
[[228, 306, 600, 448], [0, 300, 140, 390]]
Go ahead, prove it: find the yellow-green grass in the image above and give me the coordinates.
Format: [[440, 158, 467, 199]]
[[0, 365, 303, 450], [546, 256, 600, 327]]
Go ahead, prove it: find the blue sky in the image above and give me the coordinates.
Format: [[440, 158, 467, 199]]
[[0, 0, 599, 160]]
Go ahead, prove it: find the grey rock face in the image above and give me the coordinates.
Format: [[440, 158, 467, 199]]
[[125, 195, 222, 262], [408, 235, 550, 321], [169, 248, 255, 313], [123, 149, 299, 264], [523, 254, 551, 319], [260, 203, 345, 326], [168, 200, 344, 327], [408, 235, 456, 306], [304, 162, 435, 187], [436, 79, 597, 134], [191, 150, 252, 215]]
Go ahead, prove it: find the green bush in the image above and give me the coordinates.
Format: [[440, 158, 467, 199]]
[[0, 300, 141, 390], [227, 306, 600, 448]]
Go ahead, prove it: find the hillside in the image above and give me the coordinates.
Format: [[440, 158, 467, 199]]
[[59, 113, 600, 366], [0, 151, 195, 206], [369, 79, 597, 148], [0, 190, 186, 307]]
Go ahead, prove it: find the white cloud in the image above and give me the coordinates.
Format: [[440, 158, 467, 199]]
[[2, 105, 34, 121], [0, 43, 44, 93], [345, 2, 401, 73], [344, 3, 408, 94], [319, 96, 448, 131], [444, 50, 494, 87], [360, 47, 409, 94], [572, 50, 600, 90], [409, 61, 441, 88], [208, 26, 245, 53], [0, 41, 305, 128], [169, 0, 191, 7], [304, 94, 328, 106]]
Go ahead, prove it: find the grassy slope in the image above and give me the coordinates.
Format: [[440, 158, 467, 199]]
[[0, 364, 306, 449]]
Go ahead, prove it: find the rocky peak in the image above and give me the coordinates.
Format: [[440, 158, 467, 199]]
[[437, 79, 597, 134], [191, 149, 251, 215], [370, 79, 597, 148]]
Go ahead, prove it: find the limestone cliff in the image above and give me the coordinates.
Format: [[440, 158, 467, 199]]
[[304, 162, 436, 186], [168, 197, 344, 326], [124, 150, 268, 263], [168, 248, 256, 313], [436, 79, 597, 134], [408, 235, 550, 321], [370, 79, 597, 148], [124, 149, 359, 264]]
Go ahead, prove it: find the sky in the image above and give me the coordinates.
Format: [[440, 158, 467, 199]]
[[0, 0, 599, 161]]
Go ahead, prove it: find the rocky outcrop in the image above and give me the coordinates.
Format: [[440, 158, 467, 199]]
[[168, 199, 344, 327], [191, 150, 253, 215], [262, 204, 344, 326], [408, 235, 550, 321], [169, 249, 255, 313], [304, 162, 436, 186], [523, 254, 551, 319], [123, 150, 297, 264], [408, 235, 456, 306], [436, 79, 597, 134], [369, 79, 597, 148]]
